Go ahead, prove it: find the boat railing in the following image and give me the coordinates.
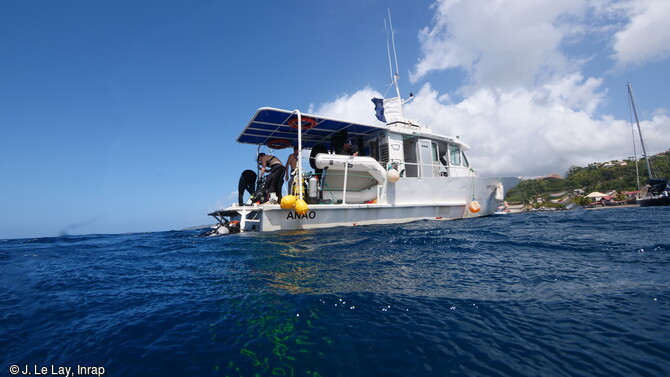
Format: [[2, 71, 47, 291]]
[[308, 155, 477, 204], [396, 161, 474, 178]]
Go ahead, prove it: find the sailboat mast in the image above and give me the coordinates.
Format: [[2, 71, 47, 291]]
[[627, 82, 653, 180], [631, 119, 641, 190]]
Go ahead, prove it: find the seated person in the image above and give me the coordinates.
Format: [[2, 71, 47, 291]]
[[331, 130, 348, 154], [341, 139, 359, 156]]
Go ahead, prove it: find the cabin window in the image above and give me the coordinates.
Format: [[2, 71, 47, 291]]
[[462, 151, 469, 167], [438, 142, 448, 167], [449, 144, 461, 166], [431, 142, 439, 162], [403, 137, 418, 177], [431, 141, 447, 177]]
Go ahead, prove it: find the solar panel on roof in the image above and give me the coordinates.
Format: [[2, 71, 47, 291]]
[[236, 107, 386, 149]]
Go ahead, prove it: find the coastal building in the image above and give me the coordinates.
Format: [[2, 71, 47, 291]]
[[586, 192, 608, 202]]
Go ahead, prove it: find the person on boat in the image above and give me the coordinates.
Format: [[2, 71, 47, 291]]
[[285, 146, 299, 194], [257, 153, 285, 203], [342, 139, 359, 156], [285, 146, 299, 180], [331, 130, 348, 154], [238, 169, 257, 205]]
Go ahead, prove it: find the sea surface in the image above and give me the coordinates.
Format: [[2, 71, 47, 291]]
[[1, 207, 669, 377]]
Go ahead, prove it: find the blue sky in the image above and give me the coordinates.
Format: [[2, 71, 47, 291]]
[[2, 0, 669, 239]]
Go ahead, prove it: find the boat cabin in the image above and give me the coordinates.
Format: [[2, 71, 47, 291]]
[[235, 107, 478, 205]]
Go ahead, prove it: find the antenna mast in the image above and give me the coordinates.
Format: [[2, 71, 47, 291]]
[[387, 9, 403, 103], [384, 18, 393, 89]]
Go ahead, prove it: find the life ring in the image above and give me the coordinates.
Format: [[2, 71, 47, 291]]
[[267, 139, 291, 149], [288, 116, 317, 130]]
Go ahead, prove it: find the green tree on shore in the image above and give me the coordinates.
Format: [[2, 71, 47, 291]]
[[506, 150, 670, 204]]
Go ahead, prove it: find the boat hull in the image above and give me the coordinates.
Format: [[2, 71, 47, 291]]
[[260, 203, 467, 231], [637, 196, 670, 207], [228, 176, 520, 232]]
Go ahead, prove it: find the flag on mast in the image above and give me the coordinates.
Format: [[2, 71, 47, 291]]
[[371, 98, 386, 122]]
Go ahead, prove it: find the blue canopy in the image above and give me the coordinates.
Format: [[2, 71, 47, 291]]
[[236, 107, 387, 150]]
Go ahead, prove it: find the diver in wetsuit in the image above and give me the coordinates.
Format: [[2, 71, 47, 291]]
[[257, 153, 285, 203], [238, 170, 257, 205]]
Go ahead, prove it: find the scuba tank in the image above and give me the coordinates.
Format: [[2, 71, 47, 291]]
[[308, 176, 318, 198]]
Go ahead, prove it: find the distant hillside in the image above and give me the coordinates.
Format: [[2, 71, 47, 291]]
[[507, 150, 670, 204]]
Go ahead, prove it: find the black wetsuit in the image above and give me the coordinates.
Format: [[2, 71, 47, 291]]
[[262, 156, 285, 201], [238, 170, 257, 205]]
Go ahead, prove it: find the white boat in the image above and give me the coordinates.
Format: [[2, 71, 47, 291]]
[[203, 103, 520, 234], [203, 16, 520, 234]]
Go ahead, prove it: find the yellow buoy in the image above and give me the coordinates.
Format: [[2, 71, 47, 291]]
[[280, 195, 297, 209], [294, 199, 309, 215], [468, 200, 481, 213]]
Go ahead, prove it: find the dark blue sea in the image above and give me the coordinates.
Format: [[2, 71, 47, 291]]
[[2, 207, 670, 377]]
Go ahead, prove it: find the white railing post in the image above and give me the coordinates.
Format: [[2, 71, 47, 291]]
[[342, 161, 349, 204], [240, 208, 246, 232], [293, 110, 303, 200]]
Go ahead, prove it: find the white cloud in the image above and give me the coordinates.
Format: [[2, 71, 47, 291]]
[[402, 80, 636, 177], [412, 0, 670, 79], [211, 191, 238, 211], [312, 82, 670, 177], [411, 0, 587, 89], [310, 0, 670, 178], [309, 87, 383, 124], [611, 0, 670, 68]]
